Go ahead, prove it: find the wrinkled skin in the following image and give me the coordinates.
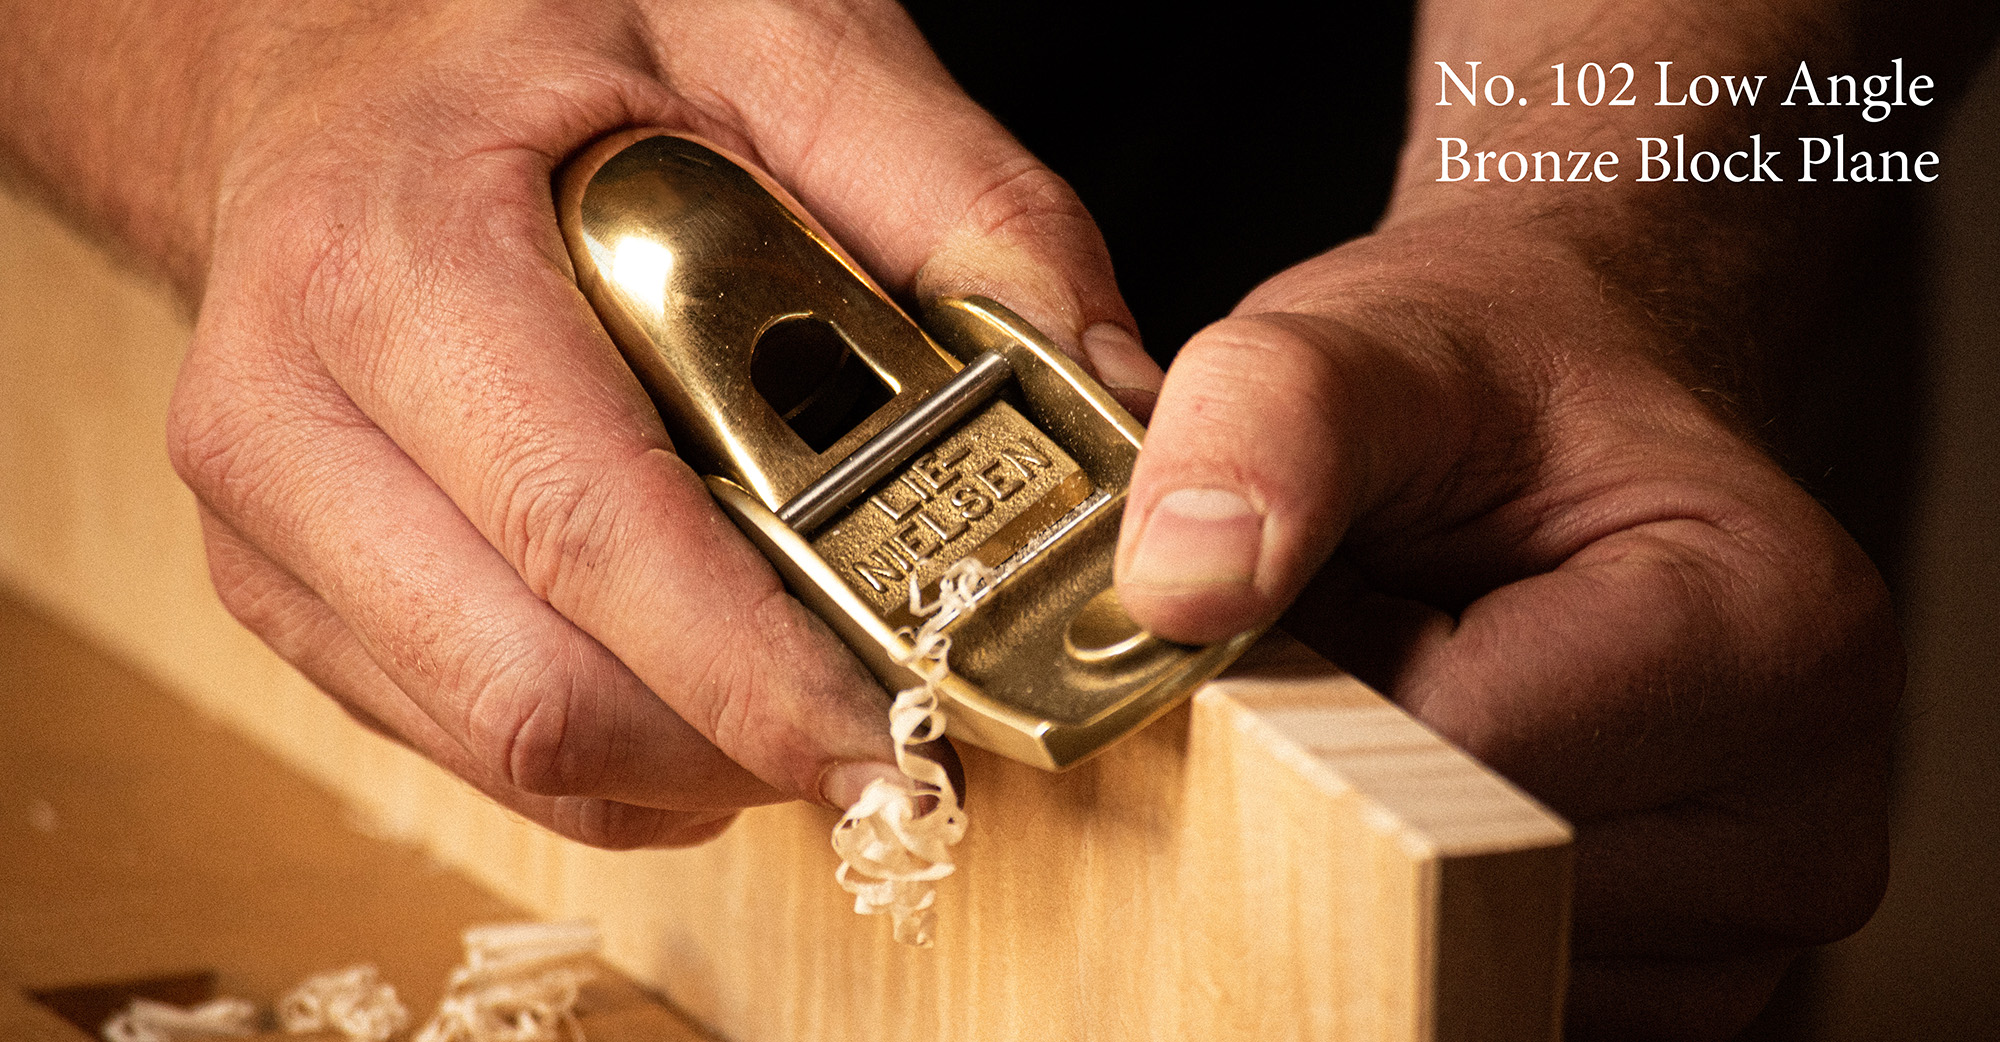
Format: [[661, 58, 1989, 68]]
[[0, 0, 1931, 1037], [164, 0, 1160, 847], [1120, 222, 1899, 1038]]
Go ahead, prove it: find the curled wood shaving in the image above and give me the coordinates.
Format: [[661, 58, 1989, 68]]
[[101, 997, 258, 1042], [278, 964, 409, 1042], [831, 559, 991, 946]]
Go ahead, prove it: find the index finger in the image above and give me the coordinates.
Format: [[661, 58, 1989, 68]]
[[206, 129, 898, 805], [265, 84, 1152, 807]]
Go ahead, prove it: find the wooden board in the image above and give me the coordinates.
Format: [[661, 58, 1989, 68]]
[[0, 590, 716, 1042], [0, 188, 1571, 1041]]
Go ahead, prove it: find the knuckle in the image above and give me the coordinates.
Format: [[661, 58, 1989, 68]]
[[1151, 317, 1348, 486], [201, 533, 284, 633], [722, 0, 927, 98], [688, 603, 776, 757], [494, 698, 582, 799], [168, 358, 351, 533], [914, 157, 1121, 343], [283, 205, 374, 337], [171, 234, 385, 530], [460, 632, 618, 799], [745, 0, 872, 48], [960, 160, 1094, 245], [564, 800, 654, 850], [489, 447, 631, 606], [220, 178, 376, 347], [166, 352, 270, 514], [167, 332, 383, 567], [1730, 514, 1906, 747], [1173, 320, 1334, 423], [1178, 316, 1337, 400], [686, 584, 813, 780], [1809, 554, 1904, 711]]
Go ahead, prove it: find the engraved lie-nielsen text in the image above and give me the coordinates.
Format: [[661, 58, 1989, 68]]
[[809, 402, 1092, 620]]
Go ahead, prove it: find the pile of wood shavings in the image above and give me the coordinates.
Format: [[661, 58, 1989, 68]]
[[98, 920, 601, 1042], [280, 965, 407, 1041], [415, 921, 600, 1042]]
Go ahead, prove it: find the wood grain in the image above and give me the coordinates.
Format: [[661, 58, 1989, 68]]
[[0, 590, 717, 1042], [0, 189, 1571, 1041]]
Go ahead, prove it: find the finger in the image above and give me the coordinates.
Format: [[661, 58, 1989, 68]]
[[169, 314, 786, 814], [194, 503, 742, 850], [1566, 765, 1890, 959], [1116, 312, 1467, 642], [197, 503, 414, 747], [648, 0, 1163, 410], [1287, 556, 1890, 958], [200, 143, 921, 808], [202, 3, 1153, 808], [1284, 473, 1895, 958], [1391, 484, 1900, 819], [1566, 951, 1796, 1042]]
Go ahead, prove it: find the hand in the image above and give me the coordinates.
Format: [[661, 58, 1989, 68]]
[[157, 0, 1165, 847], [1113, 213, 1900, 1039]]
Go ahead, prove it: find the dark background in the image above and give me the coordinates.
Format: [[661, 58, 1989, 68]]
[[905, 7, 2000, 1039], [908, 4, 1413, 356]]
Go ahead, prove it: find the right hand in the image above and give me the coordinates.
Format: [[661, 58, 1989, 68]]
[[164, 0, 1164, 847]]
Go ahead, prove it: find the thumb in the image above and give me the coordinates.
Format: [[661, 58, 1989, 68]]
[[667, 2, 1162, 412], [1115, 312, 1458, 643], [834, 110, 1164, 416]]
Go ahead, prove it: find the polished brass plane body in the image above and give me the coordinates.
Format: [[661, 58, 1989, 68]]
[[557, 130, 1258, 769]]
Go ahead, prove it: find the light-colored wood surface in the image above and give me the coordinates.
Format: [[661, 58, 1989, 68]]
[[0, 188, 1571, 1041], [0, 590, 717, 1042]]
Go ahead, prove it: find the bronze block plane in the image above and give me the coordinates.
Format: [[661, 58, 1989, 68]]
[[556, 130, 1260, 769]]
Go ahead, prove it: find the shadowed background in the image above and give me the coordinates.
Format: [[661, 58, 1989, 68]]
[[904, 8, 2000, 1036]]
